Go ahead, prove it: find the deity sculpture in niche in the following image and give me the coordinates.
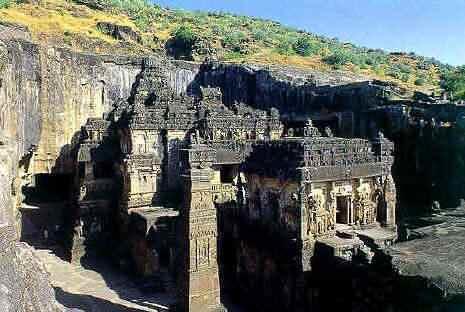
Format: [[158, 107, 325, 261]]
[[305, 194, 317, 235], [355, 183, 373, 225], [306, 190, 332, 236]]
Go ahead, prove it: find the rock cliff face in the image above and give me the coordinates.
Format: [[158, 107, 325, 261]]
[[1, 40, 140, 174], [198, 63, 384, 119], [0, 39, 204, 175], [0, 130, 62, 311]]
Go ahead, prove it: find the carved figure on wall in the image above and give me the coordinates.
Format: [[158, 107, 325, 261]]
[[79, 185, 87, 201], [189, 131, 198, 145], [324, 126, 334, 137], [306, 194, 317, 235], [372, 188, 384, 222], [328, 208, 335, 230], [74, 218, 84, 238]]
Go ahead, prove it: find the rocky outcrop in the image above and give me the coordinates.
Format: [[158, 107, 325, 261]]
[[97, 22, 142, 43], [198, 62, 382, 115], [0, 22, 31, 42]]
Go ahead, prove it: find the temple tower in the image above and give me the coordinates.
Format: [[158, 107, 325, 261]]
[[177, 142, 225, 312]]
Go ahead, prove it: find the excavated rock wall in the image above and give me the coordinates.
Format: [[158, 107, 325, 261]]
[[0, 34, 145, 311], [198, 63, 384, 123]]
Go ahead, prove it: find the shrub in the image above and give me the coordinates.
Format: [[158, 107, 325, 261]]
[[442, 66, 465, 100], [323, 49, 354, 67], [169, 25, 198, 59], [105, 0, 152, 14], [400, 73, 410, 83], [386, 68, 402, 80], [222, 30, 247, 52], [414, 77, 426, 86], [133, 9, 155, 31], [172, 25, 197, 47], [0, 0, 14, 9], [397, 63, 413, 74], [363, 52, 387, 66], [251, 26, 268, 42], [292, 36, 320, 57]]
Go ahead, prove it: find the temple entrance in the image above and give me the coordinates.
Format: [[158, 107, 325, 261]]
[[20, 173, 72, 243], [336, 196, 352, 224], [219, 165, 237, 183]]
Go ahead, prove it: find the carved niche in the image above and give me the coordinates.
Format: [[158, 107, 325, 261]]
[[354, 181, 374, 225], [305, 187, 333, 237]]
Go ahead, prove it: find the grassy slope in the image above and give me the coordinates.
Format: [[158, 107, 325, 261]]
[[0, 0, 448, 94]]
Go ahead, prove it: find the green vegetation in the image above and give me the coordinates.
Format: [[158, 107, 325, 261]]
[[442, 66, 465, 100], [0, 0, 455, 93]]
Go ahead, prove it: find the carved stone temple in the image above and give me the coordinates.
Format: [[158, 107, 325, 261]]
[[58, 58, 398, 310], [5, 56, 398, 311]]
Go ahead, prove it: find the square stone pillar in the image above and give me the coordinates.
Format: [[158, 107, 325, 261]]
[[177, 144, 225, 312]]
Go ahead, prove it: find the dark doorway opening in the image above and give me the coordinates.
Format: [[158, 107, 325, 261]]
[[336, 196, 351, 224], [220, 165, 236, 183]]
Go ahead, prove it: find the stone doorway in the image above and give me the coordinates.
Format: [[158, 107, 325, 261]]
[[336, 196, 352, 224]]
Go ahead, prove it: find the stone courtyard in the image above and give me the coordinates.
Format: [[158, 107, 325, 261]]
[[35, 248, 173, 312]]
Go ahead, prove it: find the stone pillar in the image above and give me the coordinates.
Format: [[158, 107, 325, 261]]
[[177, 144, 225, 312], [166, 130, 186, 191], [383, 174, 397, 228]]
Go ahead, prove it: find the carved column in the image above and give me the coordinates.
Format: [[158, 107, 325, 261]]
[[177, 144, 225, 312]]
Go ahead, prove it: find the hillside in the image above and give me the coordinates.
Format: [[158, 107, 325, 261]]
[[0, 0, 458, 95]]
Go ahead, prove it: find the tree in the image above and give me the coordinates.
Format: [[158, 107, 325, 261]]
[[169, 25, 198, 59]]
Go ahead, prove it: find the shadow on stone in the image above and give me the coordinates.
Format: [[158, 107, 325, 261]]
[[78, 254, 173, 311], [54, 286, 146, 312]]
